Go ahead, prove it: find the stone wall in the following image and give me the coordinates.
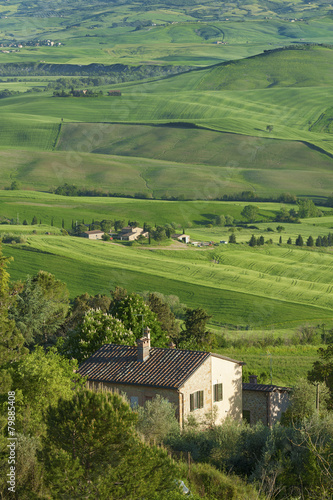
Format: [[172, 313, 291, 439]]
[[243, 391, 269, 426]]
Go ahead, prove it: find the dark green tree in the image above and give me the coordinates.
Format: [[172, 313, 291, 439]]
[[110, 292, 168, 347], [31, 215, 38, 225], [0, 246, 27, 392], [258, 235, 265, 246], [22, 219, 28, 225], [9, 272, 69, 346], [114, 220, 125, 231], [148, 293, 180, 342], [308, 342, 333, 404], [287, 237, 292, 245], [295, 234, 304, 247], [178, 307, 215, 351], [307, 236, 314, 247], [279, 236, 282, 244], [241, 205, 259, 223], [229, 233, 236, 244], [59, 309, 135, 363], [298, 198, 322, 218], [316, 236, 323, 247], [43, 389, 179, 498], [215, 215, 226, 226], [249, 234, 257, 247]]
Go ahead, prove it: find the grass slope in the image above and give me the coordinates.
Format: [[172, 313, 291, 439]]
[[3, 236, 333, 330], [0, 191, 281, 228]]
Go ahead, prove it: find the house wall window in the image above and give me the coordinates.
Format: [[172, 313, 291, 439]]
[[213, 383, 223, 402], [130, 396, 139, 408], [190, 390, 204, 411]]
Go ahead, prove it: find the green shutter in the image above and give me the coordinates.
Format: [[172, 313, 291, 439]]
[[190, 393, 194, 411], [199, 390, 204, 408], [214, 383, 223, 402]]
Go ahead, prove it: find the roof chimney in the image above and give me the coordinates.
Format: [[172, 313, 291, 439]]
[[249, 374, 258, 384], [137, 326, 151, 362]]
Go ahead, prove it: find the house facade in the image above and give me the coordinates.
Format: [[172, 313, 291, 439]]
[[81, 230, 105, 240], [242, 375, 291, 427], [78, 333, 244, 427]]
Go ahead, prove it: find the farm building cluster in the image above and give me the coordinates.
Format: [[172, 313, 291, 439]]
[[80, 227, 227, 246]]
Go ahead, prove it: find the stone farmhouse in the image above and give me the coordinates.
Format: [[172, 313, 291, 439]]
[[172, 233, 190, 244], [242, 375, 291, 427], [115, 226, 149, 241], [81, 230, 105, 240], [78, 330, 244, 427]]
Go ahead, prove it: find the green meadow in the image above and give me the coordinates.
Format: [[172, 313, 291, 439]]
[[3, 234, 333, 331], [0, 190, 282, 228]]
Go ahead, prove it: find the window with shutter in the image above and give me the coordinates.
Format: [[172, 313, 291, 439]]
[[190, 390, 204, 411], [213, 383, 223, 402]]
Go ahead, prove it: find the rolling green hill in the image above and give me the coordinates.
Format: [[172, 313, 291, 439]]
[[2, 234, 333, 331]]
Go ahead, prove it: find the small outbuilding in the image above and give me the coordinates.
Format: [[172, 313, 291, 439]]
[[242, 375, 291, 427], [172, 234, 190, 244]]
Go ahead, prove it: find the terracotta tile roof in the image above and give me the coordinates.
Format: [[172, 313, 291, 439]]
[[243, 383, 291, 392], [84, 230, 104, 234], [78, 344, 211, 389]]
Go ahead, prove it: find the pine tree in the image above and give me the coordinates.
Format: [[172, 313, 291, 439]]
[[316, 236, 323, 247], [306, 236, 314, 247], [279, 236, 282, 244], [258, 235, 265, 246], [43, 390, 179, 498], [287, 237, 292, 245], [229, 233, 236, 244], [31, 215, 37, 225]]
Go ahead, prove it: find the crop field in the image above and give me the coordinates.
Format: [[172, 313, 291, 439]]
[[223, 345, 319, 387]]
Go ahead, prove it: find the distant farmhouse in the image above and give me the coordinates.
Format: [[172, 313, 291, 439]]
[[172, 233, 190, 244], [78, 330, 244, 427], [108, 90, 122, 96], [243, 375, 291, 427], [81, 230, 104, 240], [114, 226, 148, 241]]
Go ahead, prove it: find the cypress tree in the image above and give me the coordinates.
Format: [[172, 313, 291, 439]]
[[316, 236, 323, 247], [306, 236, 314, 247], [295, 234, 303, 246], [287, 237, 292, 245], [249, 234, 257, 247]]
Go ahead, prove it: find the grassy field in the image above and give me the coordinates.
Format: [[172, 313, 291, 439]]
[[2, 234, 333, 327], [1, 48, 333, 158], [0, 121, 332, 196], [0, 191, 284, 228]]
